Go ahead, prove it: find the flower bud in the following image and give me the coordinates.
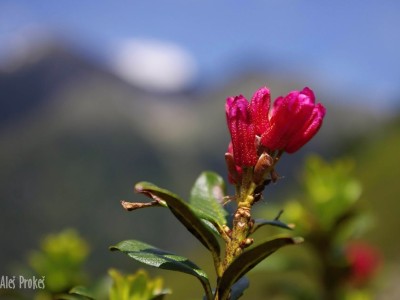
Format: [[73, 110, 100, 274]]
[[241, 238, 254, 248], [225, 147, 241, 184], [226, 96, 258, 166], [253, 152, 273, 185], [261, 87, 326, 153], [224, 87, 325, 185], [249, 87, 271, 136], [285, 102, 326, 153]]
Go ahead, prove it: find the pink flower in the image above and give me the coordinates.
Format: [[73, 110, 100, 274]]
[[345, 242, 381, 287], [249, 87, 271, 136], [260, 87, 326, 153], [225, 87, 326, 169], [225, 95, 258, 167]]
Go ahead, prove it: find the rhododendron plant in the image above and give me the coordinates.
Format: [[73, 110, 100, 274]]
[[110, 86, 326, 300]]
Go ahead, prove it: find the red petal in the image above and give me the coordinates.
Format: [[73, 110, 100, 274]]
[[249, 87, 270, 136], [261, 88, 323, 153], [226, 96, 257, 166], [285, 103, 326, 153]]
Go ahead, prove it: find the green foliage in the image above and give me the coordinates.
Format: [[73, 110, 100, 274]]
[[303, 155, 362, 230], [67, 286, 96, 299], [259, 155, 379, 300], [110, 240, 212, 299], [189, 171, 228, 227], [23, 229, 171, 300], [217, 237, 302, 300], [252, 214, 294, 233], [57, 293, 92, 300], [134, 180, 222, 265], [284, 155, 364, 235], [108, 269, 169, 300], [59, 269, 169, 300], [28, 229, 90, 293], [114, 171, 300, 299]]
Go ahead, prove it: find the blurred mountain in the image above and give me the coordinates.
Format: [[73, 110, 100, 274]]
[[0, 40, 106, 126], [0, 39, 394, 275], [0, 40, 228, 274]]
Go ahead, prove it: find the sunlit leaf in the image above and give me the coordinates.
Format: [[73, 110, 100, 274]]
[[217, 237, 303, 300], [189, 171, 228, 226], [110, 240, 213, 300], [108, 268, 170, 300]]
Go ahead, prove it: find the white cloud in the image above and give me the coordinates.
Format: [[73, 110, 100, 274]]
[[111, 38, 197, 92]]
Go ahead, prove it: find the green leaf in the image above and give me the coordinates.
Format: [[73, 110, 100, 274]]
[[201, 219, 221, 237], [135, 182, 221, 259], [217, 237, 303, 300], [56, 294, 91, 300], [201, 277, 249, 300], [189, 171, 228, 226], [108, 268, 170, 300], [253, 218, 294, 232], [110, 240, 213, 300], [150, 295, 168, 300], [68, 286, 95, 299]]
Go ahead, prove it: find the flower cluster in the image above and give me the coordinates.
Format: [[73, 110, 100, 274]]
[[225, 86, 326, 184]]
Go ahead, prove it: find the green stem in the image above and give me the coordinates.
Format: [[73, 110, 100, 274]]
[[221, 167, 256, 273], [217, 153, 284, 299], [202, 280, 214, 300]]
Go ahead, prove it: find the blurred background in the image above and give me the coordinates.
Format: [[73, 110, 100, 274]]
[[1, 0, 399, 299]]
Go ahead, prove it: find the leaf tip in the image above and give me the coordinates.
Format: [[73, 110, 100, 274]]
[[293, 236, 304, 244], [109, 245, 118, 251], [134, 182, 146, 193]]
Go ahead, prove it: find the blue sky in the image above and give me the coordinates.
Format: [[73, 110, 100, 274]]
[[1, 0, 400, 110]]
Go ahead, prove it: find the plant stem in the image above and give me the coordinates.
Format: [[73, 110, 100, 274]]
[[217, 154, 282, 299], [222, 167, 256, 273]]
